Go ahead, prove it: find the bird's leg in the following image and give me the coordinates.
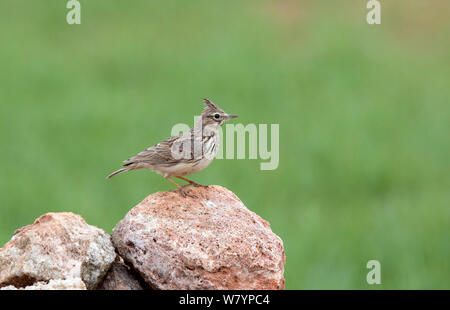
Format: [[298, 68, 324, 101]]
[[176, 176, 208, 188], [165, 176, 197, 198]]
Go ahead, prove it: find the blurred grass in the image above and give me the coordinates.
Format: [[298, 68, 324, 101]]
[[0, 1, 449, 289]]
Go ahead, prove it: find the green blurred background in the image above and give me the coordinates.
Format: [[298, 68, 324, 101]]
[[0, 1, 449, 289]]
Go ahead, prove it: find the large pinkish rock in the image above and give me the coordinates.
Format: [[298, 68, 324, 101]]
[[112, 185, 285, 290], [0, 212, 116, 290]]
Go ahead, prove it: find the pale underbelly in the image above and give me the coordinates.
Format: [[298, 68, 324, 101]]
[[151, 158, 214, 177]]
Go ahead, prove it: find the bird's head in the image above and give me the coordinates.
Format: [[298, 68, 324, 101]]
[[201, 98, 238, 127]]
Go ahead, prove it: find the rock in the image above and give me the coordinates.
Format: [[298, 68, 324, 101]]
[[97, 256, 144, 290], [112, 185, 285, 290], [1, 278, 87, 290], [0, 212, 116, 290]]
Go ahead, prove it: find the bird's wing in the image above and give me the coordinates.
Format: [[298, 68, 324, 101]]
[[123, 131, 198, 166]]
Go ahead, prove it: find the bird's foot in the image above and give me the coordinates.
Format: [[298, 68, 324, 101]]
[[179, 187, 197, 199]]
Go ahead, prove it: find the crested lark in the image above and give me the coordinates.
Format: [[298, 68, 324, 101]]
[[107, 98, 237, 198]]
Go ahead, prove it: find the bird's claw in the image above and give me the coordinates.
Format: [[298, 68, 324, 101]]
[[179, 187, 197, 198]]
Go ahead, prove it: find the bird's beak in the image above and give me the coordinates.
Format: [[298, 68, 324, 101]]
[[227, 114, 238, 120]]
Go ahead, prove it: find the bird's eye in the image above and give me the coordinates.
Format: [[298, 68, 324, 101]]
[[214, 113, 220, 119]]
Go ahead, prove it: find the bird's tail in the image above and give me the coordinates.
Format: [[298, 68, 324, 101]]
[[106, 167, 129, 179]]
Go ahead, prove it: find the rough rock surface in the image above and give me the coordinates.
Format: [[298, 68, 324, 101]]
[[97, 256, 144, 290], [0, 278, 86, 290], [112, 185, 285, 290], [0, 212, 115, 290]]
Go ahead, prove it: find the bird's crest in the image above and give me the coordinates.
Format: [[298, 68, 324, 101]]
[[202, 98, 223, 114]]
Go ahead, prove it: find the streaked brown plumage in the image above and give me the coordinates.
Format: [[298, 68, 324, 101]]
[[107, 98, 237, 198]]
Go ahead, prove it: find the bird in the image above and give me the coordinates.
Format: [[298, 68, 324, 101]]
[[107, 98, 238, 198]]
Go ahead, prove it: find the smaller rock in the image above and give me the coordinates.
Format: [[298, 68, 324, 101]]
[[0, 212, 116, 290], [98, 256, 144, 290], [1, 278, 86, 290]]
